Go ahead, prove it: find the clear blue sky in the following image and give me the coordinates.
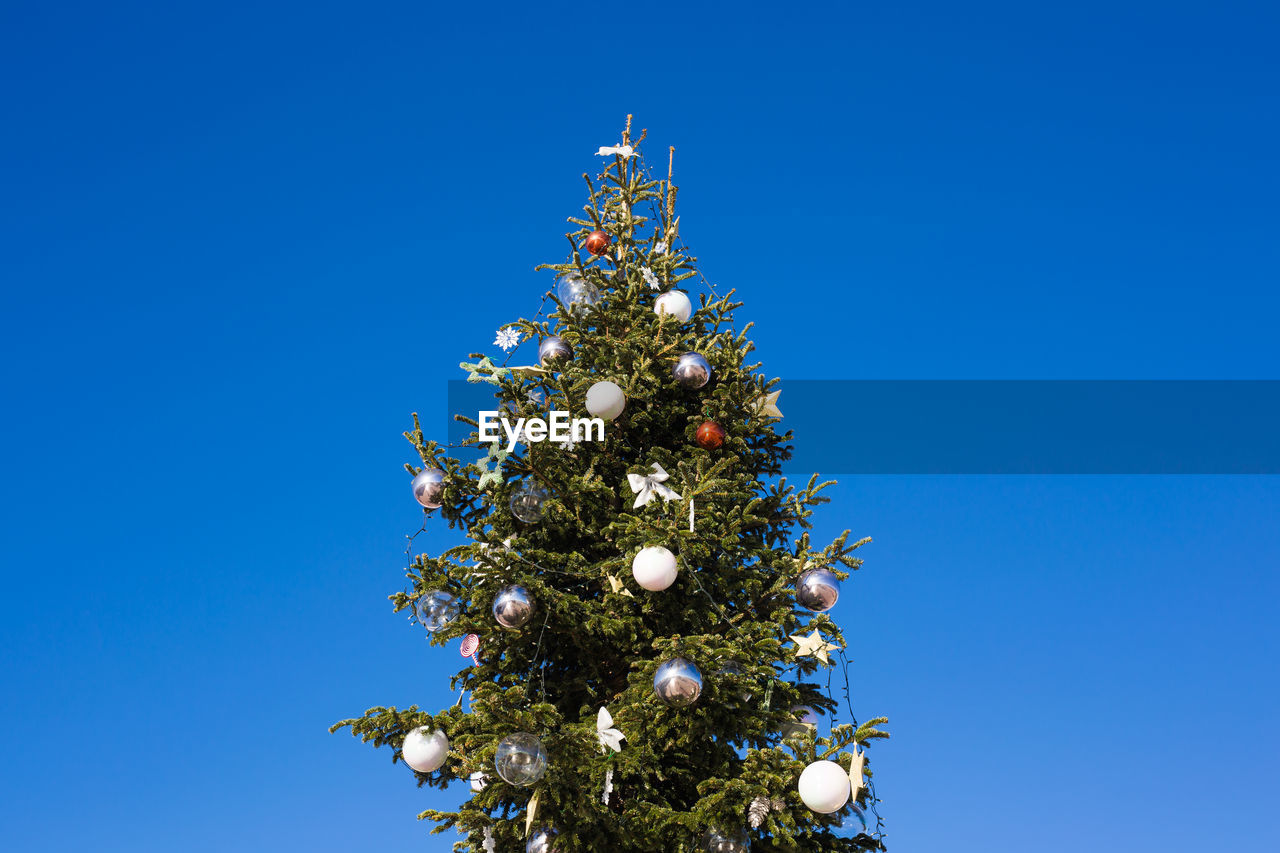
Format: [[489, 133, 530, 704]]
[[2, 1, 1278, 850]]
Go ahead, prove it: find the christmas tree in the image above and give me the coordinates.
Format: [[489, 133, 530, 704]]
[[333, 118, 888, 852]]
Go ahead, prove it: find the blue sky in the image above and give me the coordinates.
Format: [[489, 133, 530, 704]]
[[2, 1, 1278, 851]]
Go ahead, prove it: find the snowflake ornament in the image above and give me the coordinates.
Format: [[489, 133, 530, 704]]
[[494, 327, 520, 351], [527, 389, 544, 405], [641, 267, 659, 289], [653, 240, 667, 255]]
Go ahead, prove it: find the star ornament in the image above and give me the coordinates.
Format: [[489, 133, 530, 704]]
[[753, 390, 783, 419], [790, 629, 837, 665], [848, 742, 866, 796]]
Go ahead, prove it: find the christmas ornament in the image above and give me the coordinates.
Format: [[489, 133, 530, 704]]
[[596, 706, 625, 752], [695, 420, 725, 450], [798, 760, 851, 814], [641, 267, 660, 289], [460, 633, 480, 664], [653, 657, 702, 707], [606, 574, 635, 597], [495, 327, 521, 351], [673, 352, 712, 389], [525, 789, 541, 836], [461, 356, 508, 384], [510, 482, 548, 523], [849, 743, 866, 796], [631, 545, 678, 591], [401, 727, 449, 773], [714, 662, 751, 702], [795, 568, 840, 612], [782, 705, 819, 739], [483, 827, 496, 853], [747, 796, 786, 830], [585, 380, 625, 419], [527, 827, 558, 853], [790, 629, 837, 665], [411, 468, 446, 509], [703, 828, 751, 853], [627, 463, 682, 508], [494, 732, 548, 786], [653, 289, 692, 323], [555, 272, 599, 315], [415, 590, 461, 632], [538, 336, 573, 366], [492, 584, 536, 629], [596, 144, 635, 158], [470, 771, 488, 792], [752, 390, 783, 419], [584, 229, 611, 256]]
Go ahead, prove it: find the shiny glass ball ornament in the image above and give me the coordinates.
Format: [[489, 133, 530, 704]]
[[782, 705, 819, 739], [795, 568, 840, 612], [411, 467, 446, 509], [695, 420, 726, 450], [631, 545, 678, 591], [509, 483, 548, 523], [673, 352, 712, 389], [492, 584, 536, 629], [538, 335, 573, 366], [555, 272, 600, 315], [526, 827, 558, 853], [584, 229, 611, 256], [494, 731, 549, 786], [798, 759, 851, 814], [653, 657, 703, 707], [653, 289, 693, 323], [704, 828, 751, 853], [713, 662, 752, 702], [401, 727, 449, 773], [585, 380, 625, 420], [415, 590, 461, 632]]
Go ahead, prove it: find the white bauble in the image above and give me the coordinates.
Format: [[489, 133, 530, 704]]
[[653, 290, 693, 323], [401, 727, 449, 773], [470, 771, 488, 792], [798, 760, 851, 814], [632, 545, 678, 591], [585, 381, 626, 420]]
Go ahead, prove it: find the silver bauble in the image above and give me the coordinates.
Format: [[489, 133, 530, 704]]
[[653, 657, 703, 707], [492, 584, 536, 629], [526, 827, 558, 853], [411, 467, 446, 509], [555, 272, 600, 315], [704, 828, 751, 853], [795, 568, 840, 612], [673, 352, 712, 389], [415, 590, 460, 632], [538, 336, 573, 366], [494, 731, 548, 786], [714, 662, 752, 702], [509, 483, 548, 523]]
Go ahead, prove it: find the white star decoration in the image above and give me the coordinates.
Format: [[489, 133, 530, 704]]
[[494, 327, 520, 351], [790, 629, 837, 665], [849, 742, 866, 795]]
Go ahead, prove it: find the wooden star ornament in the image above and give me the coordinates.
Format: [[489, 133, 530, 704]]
[[789, 629, 837, 665], [752, 390, 783, 419]]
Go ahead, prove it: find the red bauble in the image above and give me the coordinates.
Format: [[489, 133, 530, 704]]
[[695, 420, 726, 450], [584, 229, 611, 256]]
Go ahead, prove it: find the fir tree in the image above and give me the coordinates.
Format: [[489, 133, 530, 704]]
[[333, 119, 888, 852]]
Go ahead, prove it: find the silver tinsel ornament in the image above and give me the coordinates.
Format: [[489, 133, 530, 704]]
[[795, 568, 840, 612], [415, 590, 460, 632], [494, 731, 548, 786], [526, 827, 558, 853], [492, 584, 536, 629], [555, 272, 599, 315], [653, 657, 703, 707], [673, 352, 712, 389], [509, 483, 548, 523], [704, 828, 751, 853], [411, 468, 446, 509], [538, 335, 573, 366]]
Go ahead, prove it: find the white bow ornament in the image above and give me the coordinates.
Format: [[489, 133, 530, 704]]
[[627, 464, 683, 509], [597, 706, 625, 752]]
